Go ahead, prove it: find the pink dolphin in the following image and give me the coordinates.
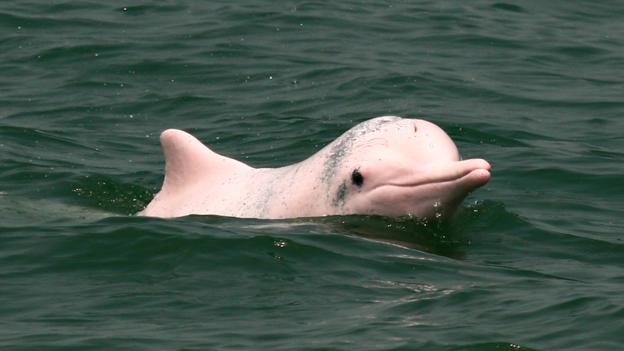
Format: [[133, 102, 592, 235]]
[[138, 116, 491, 219]]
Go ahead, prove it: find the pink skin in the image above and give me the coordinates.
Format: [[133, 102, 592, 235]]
[[138, 116, 491, 219]]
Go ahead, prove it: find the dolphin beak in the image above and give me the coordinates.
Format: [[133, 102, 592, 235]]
[[389, 158, 491, 189], [365, 158, 492, 218], [455, 158, 491, 190], [430, 158, 491, 216]]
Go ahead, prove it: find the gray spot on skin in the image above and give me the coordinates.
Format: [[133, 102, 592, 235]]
[[322, 136, 352, 184], [332, 181, 348, 207], [320, 117, 402, 207], [256, 180, 275, 216], [321, 117, 399, 186], [252, 164, 304, 217], [255, 168, 289, 217]]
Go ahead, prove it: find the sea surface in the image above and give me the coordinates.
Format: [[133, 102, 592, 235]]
[[1, 1, 623, 350]]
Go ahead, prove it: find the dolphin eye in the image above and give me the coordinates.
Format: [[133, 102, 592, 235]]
[[351, 169, 364, 187]]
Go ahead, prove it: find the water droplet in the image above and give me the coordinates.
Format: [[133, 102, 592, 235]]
[[274, 240, 287, 248]]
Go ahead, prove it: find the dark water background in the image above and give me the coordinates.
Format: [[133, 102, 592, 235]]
[[1, 1, 623, 350]]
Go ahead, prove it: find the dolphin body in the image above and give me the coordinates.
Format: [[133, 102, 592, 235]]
[[138, 116, 491, 219]]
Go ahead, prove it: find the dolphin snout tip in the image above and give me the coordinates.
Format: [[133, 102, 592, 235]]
[[460, 159, 491, 189], [468, 164, 491, 190], [459, 158, 491, 173], [473, 168, 491, 184], [473, 158, 491, 171]]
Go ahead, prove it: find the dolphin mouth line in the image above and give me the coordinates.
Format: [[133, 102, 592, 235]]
[[374, 167, 491, 190]]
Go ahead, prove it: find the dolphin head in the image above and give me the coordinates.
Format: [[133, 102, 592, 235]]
[[327, 117, 491, 218]]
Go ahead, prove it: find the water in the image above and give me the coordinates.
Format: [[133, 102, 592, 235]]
[[1, 1, 623, 350]]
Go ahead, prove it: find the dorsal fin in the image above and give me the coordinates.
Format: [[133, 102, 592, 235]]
[[159, 129, 250, 192]]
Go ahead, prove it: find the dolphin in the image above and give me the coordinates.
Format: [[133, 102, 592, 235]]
[[138, 116, 491, 219]]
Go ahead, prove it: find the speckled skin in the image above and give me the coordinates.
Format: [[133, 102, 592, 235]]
[[138, 116, 491, 219]]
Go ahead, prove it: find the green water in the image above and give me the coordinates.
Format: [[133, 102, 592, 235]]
[[1, 1, 623, 350]]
